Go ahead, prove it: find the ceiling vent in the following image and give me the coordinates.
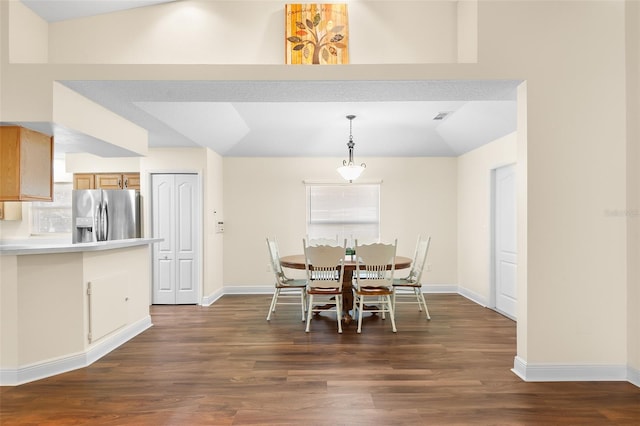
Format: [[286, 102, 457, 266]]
[[433, 111, 452, 121]]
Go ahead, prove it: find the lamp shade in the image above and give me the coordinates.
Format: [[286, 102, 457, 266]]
[[337, 163, 365, 181]]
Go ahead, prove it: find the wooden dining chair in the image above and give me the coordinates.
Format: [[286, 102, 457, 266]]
[[393, 235, 432, 319], [304, 237, 341, 281], [266, 237, 307, 322], [303, 240, 347, 333], [352, 239, 398, 333]]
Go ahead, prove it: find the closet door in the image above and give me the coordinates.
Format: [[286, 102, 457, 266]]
[[494, 164, 517, 319], [152, 173, 199, 304]]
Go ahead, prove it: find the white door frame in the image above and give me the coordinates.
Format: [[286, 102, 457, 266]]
[[490, 163, 517, 320], [147, 170, 203, 305]]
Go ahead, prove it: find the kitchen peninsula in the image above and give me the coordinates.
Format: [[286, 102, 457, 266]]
[[0, 238, 160, 386]]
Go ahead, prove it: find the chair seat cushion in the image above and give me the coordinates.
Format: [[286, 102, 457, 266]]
[[277, 279, 307, 288], [307, 287, 341, 295], [393, 279, 421, 287], [355, 286, 393, 295]]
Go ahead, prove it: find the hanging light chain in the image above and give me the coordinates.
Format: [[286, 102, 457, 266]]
[[346, 115, 356, 165]]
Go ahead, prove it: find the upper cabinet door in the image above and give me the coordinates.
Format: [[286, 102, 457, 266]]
[[0, 126, 53, 201], [95, 173, 123, 190], [73, 173, 95, 190], [123, 173, 140, 190]]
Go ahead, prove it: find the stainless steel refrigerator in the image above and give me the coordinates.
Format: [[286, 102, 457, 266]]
[[72, 189, 141, 243]]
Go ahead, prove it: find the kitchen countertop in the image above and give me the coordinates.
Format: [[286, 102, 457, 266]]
[[0, 238, 163, 255]]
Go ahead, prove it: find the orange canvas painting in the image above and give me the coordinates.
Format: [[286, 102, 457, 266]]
[[285, 4, 349, 65]]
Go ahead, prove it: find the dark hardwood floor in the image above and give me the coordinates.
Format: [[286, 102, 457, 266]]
[[1, 294, 639, 425]]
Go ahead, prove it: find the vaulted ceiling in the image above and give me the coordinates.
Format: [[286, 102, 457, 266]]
[[60, 79, 520, 158]]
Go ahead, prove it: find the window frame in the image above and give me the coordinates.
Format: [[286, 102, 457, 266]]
[[305, 181, 381, 247]]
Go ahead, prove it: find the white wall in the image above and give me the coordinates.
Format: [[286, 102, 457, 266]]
[[45, 1, 468, 65], [53, 82, 148, 156], [17, 253, 84, 365], [0, 255, 19, 368], [626, 0, 640, 376], [204, 148, 225, 298], [8, 0, 47, 63], [516, 82, 529, 358], [0, 204, 31, 239], [457, 132, 517, 304], [65, 154, 140, 174], [223, 157, 458, 288], [483, 0, 628, 366]]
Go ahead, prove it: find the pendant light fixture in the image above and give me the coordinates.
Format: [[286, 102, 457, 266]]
[[336, 114, 366, 182]]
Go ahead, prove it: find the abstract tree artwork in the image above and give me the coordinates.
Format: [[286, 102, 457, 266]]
[[285, 4, 349, 65]]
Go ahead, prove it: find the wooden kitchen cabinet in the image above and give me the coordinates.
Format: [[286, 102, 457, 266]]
[[73, 173, 95, 190], [0, 126, 53, 201], [122, 173, 140, 190], [73, 173, 140, 190], [95, 173, 124, 189]]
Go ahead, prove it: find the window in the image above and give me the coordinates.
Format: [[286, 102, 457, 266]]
[[306, 183, 380, 247], [31, 182, 73, 234]]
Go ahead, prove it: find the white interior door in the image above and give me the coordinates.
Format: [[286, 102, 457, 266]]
[[152, 173, 199, 304], [494, 164, 517, 319]]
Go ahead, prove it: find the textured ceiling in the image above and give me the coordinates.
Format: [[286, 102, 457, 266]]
[[21, 0, 180, 22], [60, 80, 521, 158]]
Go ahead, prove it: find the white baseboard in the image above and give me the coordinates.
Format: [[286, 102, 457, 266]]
[[422, 284, 458, 294], [201, 288, 224, 306], [223, 285, 274, 295], [628, 365, 640, 387], [86, 316, 152, 365], [0, 316, 152, 386], [457, 286, 488, 307], [512, 355, 631, 383], [201, 286, 273, 306]]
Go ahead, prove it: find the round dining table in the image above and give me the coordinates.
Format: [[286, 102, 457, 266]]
[[279, 254, 412, 324]]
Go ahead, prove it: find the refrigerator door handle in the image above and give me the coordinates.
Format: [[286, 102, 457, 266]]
[[101, 201, 109, 241], [95, 203, 103, 241]]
